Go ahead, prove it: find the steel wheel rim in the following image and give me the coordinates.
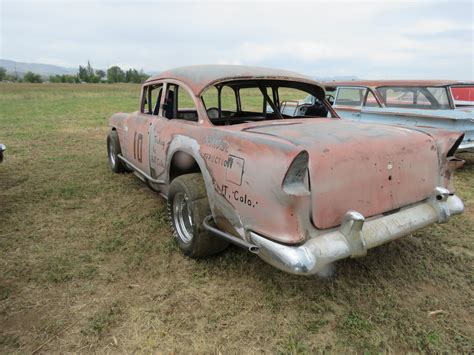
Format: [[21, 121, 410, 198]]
[[173, 192, 193, 243], [109, 141, 116, 167]]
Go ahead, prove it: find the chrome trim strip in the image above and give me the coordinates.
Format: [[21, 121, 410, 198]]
[[118, 154, 166, 185]]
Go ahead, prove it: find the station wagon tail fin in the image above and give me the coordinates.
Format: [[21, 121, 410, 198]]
[[435, 131, 466, 192]]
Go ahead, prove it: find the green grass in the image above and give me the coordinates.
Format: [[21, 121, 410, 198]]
[[0, 83, 473, 353]]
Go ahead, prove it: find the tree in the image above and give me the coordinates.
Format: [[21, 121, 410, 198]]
[[49, 74, 79, 83], [66, 75, 80, 83], [95, 69, 106, 81], [125, 68, 141, 83], [6, 73, 19, 82], [107, 66, 124, 83], [0, 67, 6, 81], [78, 65, 88, 82], [23, 71, 43, 83], [124, 69, 132, 83], [138, 69, 149, 83], [49, 75, 61, 83], [89, 75, 100, 83], [86, 60, 94, 79], [78, 61, 99, 83]]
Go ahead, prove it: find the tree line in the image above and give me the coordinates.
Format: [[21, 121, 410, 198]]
[[0, 60, 150, 84]]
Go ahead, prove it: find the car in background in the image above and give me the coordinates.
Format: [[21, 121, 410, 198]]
[[107, 65, 464, 276], [269, 94, 329, 117], [450, 84, 474, 107], [0, 144, 5, 162], [320, 80, 474, 152]]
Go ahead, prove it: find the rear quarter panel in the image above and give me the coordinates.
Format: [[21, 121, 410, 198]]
[[173, 127, 308, 244], [208, 131, 308, 243]]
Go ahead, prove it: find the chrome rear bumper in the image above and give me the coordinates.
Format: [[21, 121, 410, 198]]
[[249, 187, 464, 275]]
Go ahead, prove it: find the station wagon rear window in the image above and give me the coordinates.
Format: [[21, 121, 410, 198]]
[[377, 86, 451, 110]]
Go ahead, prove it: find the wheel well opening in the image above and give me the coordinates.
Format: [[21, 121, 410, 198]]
[[169, 152, 201, 181]]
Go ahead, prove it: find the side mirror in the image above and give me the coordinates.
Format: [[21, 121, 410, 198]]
[[0, 144, 6, 163]]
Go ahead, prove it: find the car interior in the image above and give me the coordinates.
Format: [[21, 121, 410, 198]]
[[200, 79, 332, 125], [143, 80, 335, 125], [144, 84, 200, 122]]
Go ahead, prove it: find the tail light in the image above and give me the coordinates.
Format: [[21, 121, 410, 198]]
[[282, 150, 310, 196]]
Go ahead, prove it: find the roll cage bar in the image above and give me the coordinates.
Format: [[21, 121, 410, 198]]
[[201, 79, 331, 121]]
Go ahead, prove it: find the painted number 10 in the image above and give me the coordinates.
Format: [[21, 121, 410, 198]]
[[134, 132, 143, 163]]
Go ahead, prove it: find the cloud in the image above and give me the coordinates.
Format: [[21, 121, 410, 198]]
[[1, 0, 473, 79], [408, 19, 473, 34]]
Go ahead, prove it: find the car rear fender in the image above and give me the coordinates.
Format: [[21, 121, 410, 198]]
[[164, 135, 245, 234], [406, 126, 465, 191], [207, 132, 308, 243]]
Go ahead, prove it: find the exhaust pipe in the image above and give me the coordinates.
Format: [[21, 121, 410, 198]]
[[203, 216, 260, 254]]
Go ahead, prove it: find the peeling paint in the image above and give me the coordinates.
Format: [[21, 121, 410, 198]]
[[109, 65, 464, 248]]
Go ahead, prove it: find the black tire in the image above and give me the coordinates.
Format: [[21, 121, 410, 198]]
[[168, 173, 228, 258], [107, 130, 128, 173]]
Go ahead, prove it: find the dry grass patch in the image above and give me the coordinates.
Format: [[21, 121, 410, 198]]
[[0, 84, 473, 353]]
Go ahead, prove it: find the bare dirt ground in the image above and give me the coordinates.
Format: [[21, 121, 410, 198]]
[[0, 84, 473, 353]]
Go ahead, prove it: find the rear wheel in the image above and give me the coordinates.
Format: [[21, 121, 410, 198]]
[[107, 130, 127, 173], [168, 173, 228, 258]]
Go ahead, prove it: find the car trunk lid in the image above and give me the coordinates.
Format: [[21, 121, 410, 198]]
[[244, 119, 440, 229]]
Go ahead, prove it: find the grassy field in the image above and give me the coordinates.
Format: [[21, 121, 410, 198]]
[[0, 83, 473, 353]]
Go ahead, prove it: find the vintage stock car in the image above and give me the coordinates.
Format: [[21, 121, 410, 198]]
[[0, 144, 5, 163], [323, 80, 474, 152], [107, 65, 465, 276]]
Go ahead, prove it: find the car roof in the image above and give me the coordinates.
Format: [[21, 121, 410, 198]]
[[324, 80, 474, 90], [145, 64, 321, 96]]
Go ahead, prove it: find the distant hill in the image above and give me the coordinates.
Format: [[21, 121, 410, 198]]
[[0, 59, 161, 79], [0, 59, 356, 82], [0, 59, 78, 77]]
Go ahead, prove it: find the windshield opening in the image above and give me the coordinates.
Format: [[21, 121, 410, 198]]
[[201, 79, 334, 126], [376, 86, 451, 109]]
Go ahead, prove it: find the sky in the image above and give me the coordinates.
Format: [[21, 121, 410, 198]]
[[1, 0, 473, 79]]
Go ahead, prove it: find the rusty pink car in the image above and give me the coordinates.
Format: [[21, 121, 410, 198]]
[[107, 65, 465, 276]]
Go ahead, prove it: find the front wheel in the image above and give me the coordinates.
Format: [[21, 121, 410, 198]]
[[168, 173, 228, 258]]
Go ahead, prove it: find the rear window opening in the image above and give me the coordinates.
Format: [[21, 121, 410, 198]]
[[376, 86, 452, 110], [200, 79, 335, 126], [450, 86, 474, 107]]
